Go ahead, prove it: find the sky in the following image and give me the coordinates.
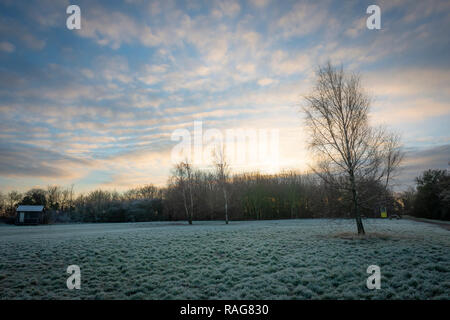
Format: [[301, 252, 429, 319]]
[[0, 0, 449, 194]]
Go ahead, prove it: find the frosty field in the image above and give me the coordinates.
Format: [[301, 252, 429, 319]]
[[0, 219, 449, 300]]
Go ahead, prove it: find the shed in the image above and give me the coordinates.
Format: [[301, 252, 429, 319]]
[[15, 205, 45, 225]]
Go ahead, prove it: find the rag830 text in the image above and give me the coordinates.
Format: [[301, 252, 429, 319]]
[[224, 304, 269, 315]]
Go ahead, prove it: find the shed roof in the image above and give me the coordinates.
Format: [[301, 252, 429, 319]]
[[16, 205, 44, 212]]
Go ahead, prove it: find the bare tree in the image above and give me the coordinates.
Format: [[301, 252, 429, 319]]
[[61, 188, 70, 211], [303, 62, 403, 234], [383, 132, 404, 189], [68, 184, 74, 214], [172, 160, 195, 224], [139, 184, 158, 199], [6, 191, 22, 216], [204, 172, 217, 220], [283, 171, 304, 219], [47, 185, 61, 210], [213, 146, 230, 224], [0, 191, 4, 216]]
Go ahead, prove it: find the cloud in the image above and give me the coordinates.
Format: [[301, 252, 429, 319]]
[[236, 63, 256, 74], [366, 68, 450, 98], [249, 0, 270, 8], [396, 144, 450, 189], [95, 55, 133, 83], [275, 1, 329, 38], [257, 77, 276, 86], [27, 0, 69, 28], [372, 99, 450, 124], [212, 0, 241, 18], [0, 0, 449, 192], [397, 0, 450, 24], [344, 17, 366, 38], [95, 148, 174, 189], [367, 67, 450, 124], [0, 142, 92, 179], [0, 15, 45, 50], [77, 7, 162, 49], [0, 41, 15, 53], [271, 50, 311, 76]]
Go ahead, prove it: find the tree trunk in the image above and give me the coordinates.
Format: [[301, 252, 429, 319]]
[[189, 187, 193, 225], [350, 174, 365, 235], [224, 188, 228, 224], [182, 189, 191, 225]]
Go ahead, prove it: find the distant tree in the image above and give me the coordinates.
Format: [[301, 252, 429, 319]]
[[47, 185, 62, 210], [172, 160, 195, 224], [139, 184, 158, 199], [414, 169, 450, 220], [85, 189, 112, 221], [67, 184, 75, 213], [61, 188, 70, 211], [124, 184, 158, 200], [399, 187, 416, 216], [61, 184, 74, 212], [6, 191, 22, 215], [0, 191, 5, 216], [213, 146, 230, 224], [283, 171, 305, 219], [20, 188, 47, 207], [204, 172, 217, 220], [303, 62, 403, 234]]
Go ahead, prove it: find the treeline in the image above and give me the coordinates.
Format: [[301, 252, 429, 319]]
[[0, 168, 401, 224], [166, 170, 398, 221], [399, 169, 450, 221]]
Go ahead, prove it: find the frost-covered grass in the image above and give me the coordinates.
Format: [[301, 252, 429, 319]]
[[0, 219, 449, 300]]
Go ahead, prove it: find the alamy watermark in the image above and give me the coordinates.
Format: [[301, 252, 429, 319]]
[[66, 264, 81, 290], [171, 121, 280, 170], [366, 265, 381, 289], [66, 5, 81, 30], [366, 5, 381, 30], [65, 5, 378, 31]]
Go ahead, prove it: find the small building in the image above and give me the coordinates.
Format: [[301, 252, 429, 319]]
[[15, 205, 45, 225]]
